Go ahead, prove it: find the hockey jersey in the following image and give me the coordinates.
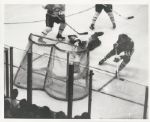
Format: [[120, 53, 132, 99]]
[[116, 34, 134, 56], [45, 4, 65, 16]]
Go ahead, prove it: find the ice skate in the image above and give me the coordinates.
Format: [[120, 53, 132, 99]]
[[113, 23, 116, 29], [99, 58, 106, 65], [56, 33, 65, 41], [89, 24, 95, 30]]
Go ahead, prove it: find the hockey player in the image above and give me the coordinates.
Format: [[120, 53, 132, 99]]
[[38, 4, 66, 43], [99, 34, 134, 71], [68, 32, 104, 51], [90, 4, 116, 30], [68, 35, 87, 49]]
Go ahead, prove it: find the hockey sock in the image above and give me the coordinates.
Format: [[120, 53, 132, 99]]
[[107, 12, 116, 25], [91, 12, 100, 25], [105, 50, 114, 60], [58, 23, 66, 35], [119, 61, 126, 71]]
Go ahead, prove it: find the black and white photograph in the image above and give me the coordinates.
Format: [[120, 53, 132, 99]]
[[2, 0, 149, 120]]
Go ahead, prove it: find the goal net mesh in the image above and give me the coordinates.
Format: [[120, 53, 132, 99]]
[[14, 33, 89, 100]]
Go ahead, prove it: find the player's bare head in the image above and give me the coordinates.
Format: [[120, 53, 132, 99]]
[[118, 34, 130, 41]]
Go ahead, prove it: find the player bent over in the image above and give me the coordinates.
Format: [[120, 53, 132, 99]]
[[99, 34, 134, 71], [90, 4, 116, 30], [38, 4, 66, 43], [68, 32, 104, 51]]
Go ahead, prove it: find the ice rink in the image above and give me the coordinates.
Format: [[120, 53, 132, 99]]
[[4, 4, 149, 119]]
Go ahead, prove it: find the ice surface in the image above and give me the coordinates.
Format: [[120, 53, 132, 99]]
[[4, 4, 148, 119]]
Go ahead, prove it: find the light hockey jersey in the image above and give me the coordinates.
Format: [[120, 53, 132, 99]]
[[45, 4, 65, 16]]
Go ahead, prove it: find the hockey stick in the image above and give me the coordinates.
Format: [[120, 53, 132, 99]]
[[65, 22, 88, 35], [102, 4, 134, 20], [56, 15, 88, 35], [113, 10, 134, 20], [115, 47, 119, 78]]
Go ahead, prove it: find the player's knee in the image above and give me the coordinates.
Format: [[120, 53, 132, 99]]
[[42, 27, 52, 35], [107, 12, 114, 19], [45, 27, 52, 33]]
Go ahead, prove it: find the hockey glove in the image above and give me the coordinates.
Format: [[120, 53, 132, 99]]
[[113, 56, 121, 62]]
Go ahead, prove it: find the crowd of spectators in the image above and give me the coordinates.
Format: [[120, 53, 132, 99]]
[[4, 89, 90, 119]]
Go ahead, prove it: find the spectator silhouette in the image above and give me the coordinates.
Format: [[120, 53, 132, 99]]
[[10, 89, 19, 110], [81, 112, 90, 119], [55, 111, 66, 119], [4, 100, 12, 118]]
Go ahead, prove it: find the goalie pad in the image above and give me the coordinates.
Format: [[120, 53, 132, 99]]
[[73, 62, 80, 73], [87, 38, 101, 51], [87, 32, 103, 51]]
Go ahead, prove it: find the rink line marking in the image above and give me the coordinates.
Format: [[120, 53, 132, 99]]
[[97, 76, 116, 92], [90, 65, 115, 75], [100, 91, 144, 106], [90, 65, 147, 87], [92, 84, 144, 107], [121, 78, 147, 87], [4, 6, 94, 24], [92, 76, 144, 107]]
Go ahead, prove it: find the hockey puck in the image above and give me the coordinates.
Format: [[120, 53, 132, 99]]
[[119, 78, 125, 81], [127, 16, 134, 19]]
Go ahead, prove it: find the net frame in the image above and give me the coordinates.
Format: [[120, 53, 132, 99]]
[[14, 33, 90, 101]]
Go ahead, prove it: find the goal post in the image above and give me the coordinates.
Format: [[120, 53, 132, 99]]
[[14, 33, 90, 101]]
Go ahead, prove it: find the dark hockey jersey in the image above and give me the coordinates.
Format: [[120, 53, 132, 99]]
[[116, 34, 134, 56]]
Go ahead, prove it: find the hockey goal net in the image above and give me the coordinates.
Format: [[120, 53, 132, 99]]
[[14, 33, 89, 101]]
